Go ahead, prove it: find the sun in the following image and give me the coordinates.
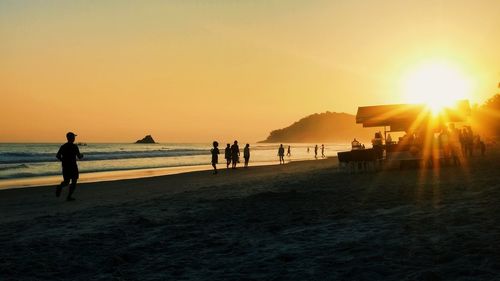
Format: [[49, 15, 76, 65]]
[[402, 61, 472, 114]]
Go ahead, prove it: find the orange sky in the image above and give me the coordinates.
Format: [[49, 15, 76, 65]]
[[1, 1, 499, 143]]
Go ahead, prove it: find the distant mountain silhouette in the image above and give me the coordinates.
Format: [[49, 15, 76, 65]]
[[260, 112, 377, 143], [135, 135, 156, 144]]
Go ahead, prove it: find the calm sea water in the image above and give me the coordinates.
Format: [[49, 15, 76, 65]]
[[0, 143, 350, 180]]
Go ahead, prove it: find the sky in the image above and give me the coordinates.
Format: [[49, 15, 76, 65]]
[[1, 0, 499, 143]]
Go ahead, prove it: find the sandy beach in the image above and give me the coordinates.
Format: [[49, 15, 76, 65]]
[[1, 150, 499, 280]]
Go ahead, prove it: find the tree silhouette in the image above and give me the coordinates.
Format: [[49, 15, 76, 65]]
[[474, 93, 500, 137]]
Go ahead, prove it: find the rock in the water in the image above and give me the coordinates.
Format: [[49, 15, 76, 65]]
[[135, 135, 156, 144]]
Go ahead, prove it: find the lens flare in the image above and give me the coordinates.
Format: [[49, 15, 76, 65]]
[[402, 61, 472, 114]]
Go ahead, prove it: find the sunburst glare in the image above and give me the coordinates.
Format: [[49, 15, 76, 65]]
[[402, 61, 473, 114]]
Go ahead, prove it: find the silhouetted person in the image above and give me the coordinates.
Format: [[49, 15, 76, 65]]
[[474, 135, 481, 152], [351, 138, 361, 150], [314, 144, 318, 159], [449, 124, 461, 165], [243, 143, 250, 168], [56, 132, 83, 201], [224, 143, 231, 168], [307, 147, 310, 153], [230, 140, 240, 169], [459, 129, 466, 155], [473, 135, 484, 156], [439, 129, 450, 162], [386, 134, 392, 145], [287, 145, 291, 157], [278, 144, 285, 164], [466, 127, 474, 157], [321, 144, 325, 158], [211, 141, 220, 174]]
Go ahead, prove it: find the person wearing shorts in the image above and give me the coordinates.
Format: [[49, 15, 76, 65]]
[[56, 132, 83, 201]]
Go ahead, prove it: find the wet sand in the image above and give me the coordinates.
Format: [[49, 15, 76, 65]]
[[1, 150, 499, 280]]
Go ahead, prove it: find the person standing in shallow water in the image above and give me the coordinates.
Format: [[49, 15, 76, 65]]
[[224, 143, 231, 168], [210, 141, 220, 174], [321, 144, 325, 158], [314, 144, 318, 159], [287, 145, 291, 157], [230, 140, 240, 169], [243, 143, 250, 168], [278, 144, 285, 164], [56, 132, 83, 201]]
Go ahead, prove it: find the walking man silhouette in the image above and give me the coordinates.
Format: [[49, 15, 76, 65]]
[[243, 143, 250, 168], [224, 143, 231, 168], [278, 144, 285, 164], [230, 140, 240, 169], [56, 132, 83, 201]]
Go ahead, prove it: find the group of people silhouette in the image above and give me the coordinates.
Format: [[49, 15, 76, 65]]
[[280, 144, 326, 164], [211, 140, 251, 174], [211, 142, 327, 173], [311, 144, 326, 159], [347, 124, 487, 167], [55, 132, 330, 199], [438, 124, 486, 165]]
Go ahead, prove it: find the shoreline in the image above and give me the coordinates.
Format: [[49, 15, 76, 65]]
[[0, 157, 331, 190], [0, 157, 338, 224]]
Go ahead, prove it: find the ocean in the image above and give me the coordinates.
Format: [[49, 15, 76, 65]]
[[0, 143, 350, 187]]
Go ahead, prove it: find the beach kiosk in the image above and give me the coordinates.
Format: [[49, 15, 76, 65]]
[[356, 100, 471, 134], [339, 100, 471, 170]]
